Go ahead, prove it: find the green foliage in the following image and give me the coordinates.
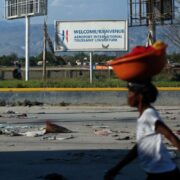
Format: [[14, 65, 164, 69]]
[[167, 53, 180, 63], [0, 51, 66, 67], [93, 54, 115, 64], [29, 56, 38, 66], [0, 78, 179, 88], [1, 52, 178, 67], [36, 51, 66, 66], [0, 53, 18, 66]]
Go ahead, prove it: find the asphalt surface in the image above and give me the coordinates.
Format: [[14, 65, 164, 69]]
[[0, 106, 179, 180]]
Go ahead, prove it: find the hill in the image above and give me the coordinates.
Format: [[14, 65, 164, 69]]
[[0, 20, 179, 57]]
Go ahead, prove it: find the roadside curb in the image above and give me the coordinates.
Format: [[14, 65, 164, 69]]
[[0, 87, 180, 92]]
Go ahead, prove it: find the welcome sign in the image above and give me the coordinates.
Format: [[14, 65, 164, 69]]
[[55, 20, 128, 52]]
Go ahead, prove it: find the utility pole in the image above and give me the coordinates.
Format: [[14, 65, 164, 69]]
[[147, 0, 156, 45], [89, 52, 93, 83], [25, 16, 30, 81], [42, 20, 47, 81]]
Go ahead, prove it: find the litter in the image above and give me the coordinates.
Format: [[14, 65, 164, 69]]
[[6, 110, 16, 114], [45, 121, 72, 134], [0, 121, 73, 137], [17, 113, 28, 118], [56, 135, 74, 141], [94, 129, 112, 136], [20, 129, 46, 137], [42, 135, 74, 141]]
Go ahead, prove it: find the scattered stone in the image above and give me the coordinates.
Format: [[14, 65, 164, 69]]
[[2, 129, 22, 136], [6, 110, 16, 114], [165, 116, 177, 120], [17, 113, 27, 118], [120, 130, 129, 133], [111, 134, 119, 137], [165, 111, 173, 114], [116, 136, 131, 141], [0, 100, 6, 106], [59, 101, 70, 106]]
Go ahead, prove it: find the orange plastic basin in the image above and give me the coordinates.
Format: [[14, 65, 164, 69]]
[[107, 43, 167, 82]]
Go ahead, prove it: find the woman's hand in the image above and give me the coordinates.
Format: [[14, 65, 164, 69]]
[[104, 167, 118, 180]]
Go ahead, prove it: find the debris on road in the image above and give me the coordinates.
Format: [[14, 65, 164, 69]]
[[45, 121, 72, 134], [94, 129, 112, 136], [0, 121, 73, 138], [115, 136, 131, 141]]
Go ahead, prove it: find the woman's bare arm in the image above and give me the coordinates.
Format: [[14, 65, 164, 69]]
[[155, 120, 180, 150], [104, 144, 137, 180]]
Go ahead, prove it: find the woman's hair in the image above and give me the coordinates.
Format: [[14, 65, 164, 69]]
[[127, 81, 158, 104]]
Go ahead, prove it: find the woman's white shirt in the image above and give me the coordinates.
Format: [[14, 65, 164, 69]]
[[136, 108, 176, 173]]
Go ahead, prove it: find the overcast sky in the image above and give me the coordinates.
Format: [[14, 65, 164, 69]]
[[0, 0, 128, 24]]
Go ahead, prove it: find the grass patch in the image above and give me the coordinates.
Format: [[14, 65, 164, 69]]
[[0, 78, 179, 88], [0, 79, 125, 88]]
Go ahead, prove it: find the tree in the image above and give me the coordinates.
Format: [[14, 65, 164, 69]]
[[0, 53, 18, 66], [29, 56, 39, 66], [37, 51, 66, 66]]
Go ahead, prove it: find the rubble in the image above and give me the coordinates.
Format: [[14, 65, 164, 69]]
[[0, 121, 73, 138], [45, 121, 72, 134]]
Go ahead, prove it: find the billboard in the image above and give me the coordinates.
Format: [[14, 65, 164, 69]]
[[129, 0, 174, 26], [55, 20, 128, 52], [4, 0, 47, 19], [152, 0, 174, 21]]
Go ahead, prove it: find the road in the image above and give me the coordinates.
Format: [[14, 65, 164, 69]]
[[0, 106, 179, 180]]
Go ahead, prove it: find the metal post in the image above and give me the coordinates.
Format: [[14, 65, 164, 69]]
[[147, 0, 156, 45], [148, 19, 156, 43], [25, 16, 30, 81], [42, 21, 47, 80], [89, 52, 93, 83]]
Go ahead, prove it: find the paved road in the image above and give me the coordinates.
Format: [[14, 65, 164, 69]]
[[0, 106, 179, 180]]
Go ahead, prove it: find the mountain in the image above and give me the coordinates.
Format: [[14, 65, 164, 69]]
[[0, 20, 54, 57], [0, 21, 179, 57]]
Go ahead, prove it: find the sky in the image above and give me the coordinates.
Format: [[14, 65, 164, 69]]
[[0, 0, 128, 24]]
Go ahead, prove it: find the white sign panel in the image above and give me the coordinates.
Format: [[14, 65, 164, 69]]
[[5, 0, 47, 19], [55, 20, 128, 52]]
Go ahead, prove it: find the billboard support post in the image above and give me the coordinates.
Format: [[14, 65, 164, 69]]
[[89, 52, 93, 83], [42, 21, 47, 81], [25, 16, 30, 81], [4, 0, 48, 81]]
